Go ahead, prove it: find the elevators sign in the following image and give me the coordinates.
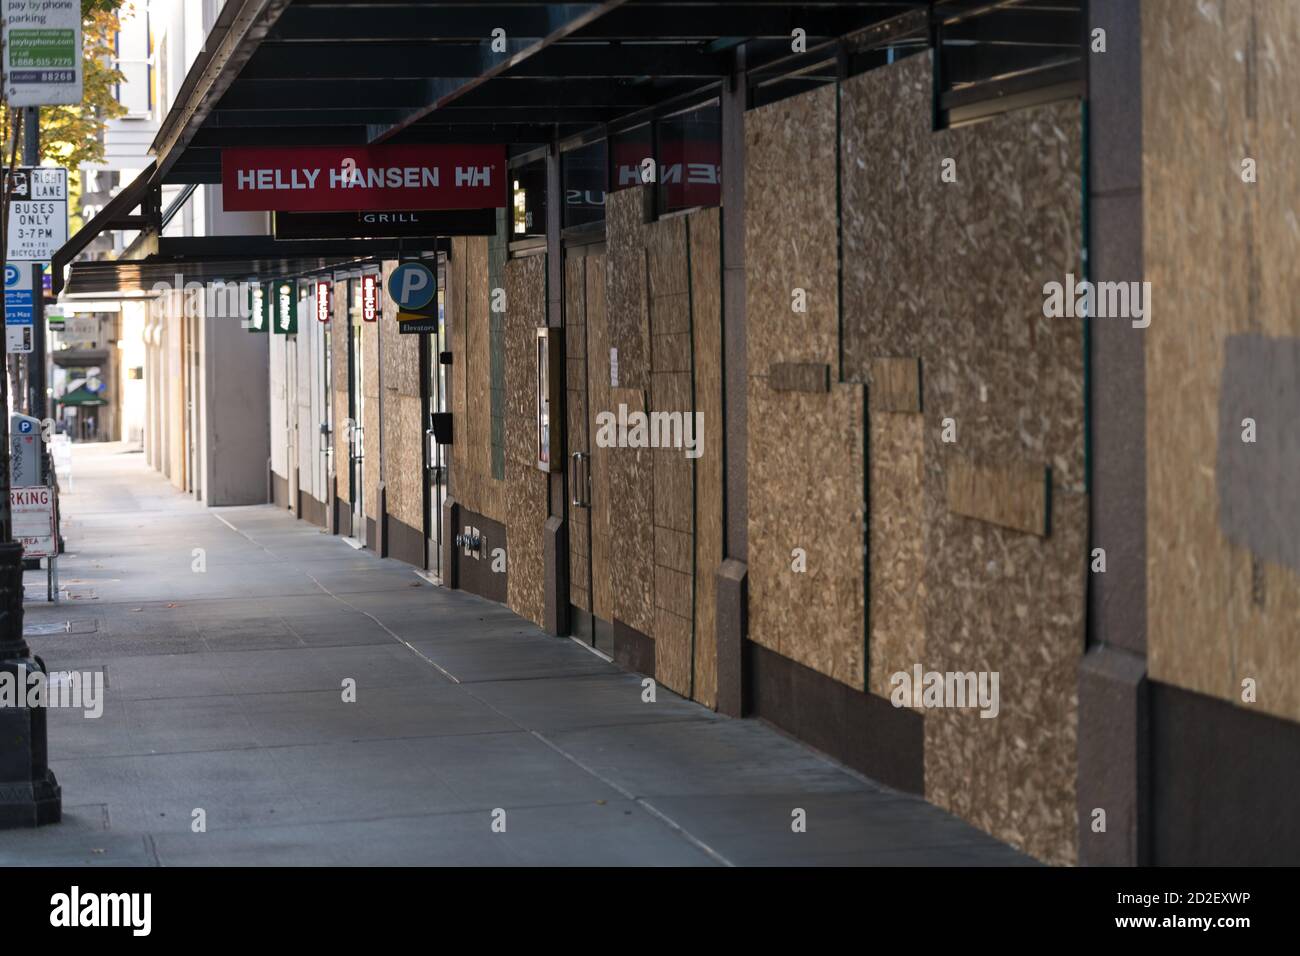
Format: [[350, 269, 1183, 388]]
[[389, 261, 438, 335], [246, 284, 268, 332], [535, 327, 563, 472], [11, 485, 55, 558], [271, 280, 297, 335]]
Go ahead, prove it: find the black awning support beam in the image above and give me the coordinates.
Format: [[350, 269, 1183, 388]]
[[368, 1, 628, 144]]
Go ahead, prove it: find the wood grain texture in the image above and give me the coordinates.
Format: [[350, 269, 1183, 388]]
[[746, 83, 866, 689], [503, 254, 548, 627], [768, 362, 830, 393], [362, 316, 381, 521], [565, 255, 590, 612], [946, 458, 1048, 537], [689, 206, 723, 709], [378, 260, 424, 531], [608, 386, 655, 637], [449, 238, 470, 495], [1144, 0, 1300, 722], [867, 357, 921, 413], [867, 411, 926, 701], [840, 52, 1086, 864], [586, 255, 615, 623], [606, 187, 651, 390]]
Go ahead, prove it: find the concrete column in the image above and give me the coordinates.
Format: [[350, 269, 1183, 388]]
[[1078, 0, 1149, 866]]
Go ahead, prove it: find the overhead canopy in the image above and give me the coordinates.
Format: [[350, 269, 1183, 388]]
[[57, 385, 108, 406], [53, 0, 1083, 289]]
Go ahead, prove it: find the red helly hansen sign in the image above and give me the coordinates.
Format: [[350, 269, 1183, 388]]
[[221, 145, 507, 212]]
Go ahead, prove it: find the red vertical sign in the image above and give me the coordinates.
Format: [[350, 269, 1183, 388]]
[[315, 281, 332, 323], [361, 274, 379, 322]]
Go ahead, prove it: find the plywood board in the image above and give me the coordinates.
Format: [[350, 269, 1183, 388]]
[[606, 187, 651, 390], [503, 254, 548, 626], [746, 82, 864, 689], [608, 386, 655, 637], [1144, 0, 1300, 723], [362, 317, 381, 521], [748, 379, 867, 687], [448, 238, 470, 490], [746, 84, 840, 369], [383, 394, 424, 532], [867, 357, 921, 413], [841, 52, 1086, 864], [689, 207, 723, 709], [867, 411, 926, 701], [946, 458, 1048, 537], [566, 255, 590, 612], [586, 255, 615, 624], [768, 362, 829, 393]]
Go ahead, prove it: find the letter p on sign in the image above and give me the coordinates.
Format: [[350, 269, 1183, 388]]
[[389, 262, 436, 312]]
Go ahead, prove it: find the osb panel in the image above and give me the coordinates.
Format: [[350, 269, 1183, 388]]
[[841, 51, 935, 367], [946, 457, 1048, 537], [748, 379, 867, 688], [384, 394, 424, 530], [867, 411, 926, 701], [689, 207, 723, 710], [566, 255, 590, 612], [465, 236, 503, 521], [746, 84, 840, 369], [379, 260, 420, 397], [746, 83, 864, 689], [606, 187, 651, 389], [768, 362, 829, 393], [608, 386, 654, 637], [923, 487, 1085, 867], [586, 255, 615, 623], [868, 357, 921, 413], [840, 52, 1085, 864], [651, 372, 693, 533], [1144, 0, 1300, 722], [503, 255, 549, 627], [449, 238, 470, 487], [362, 318, 381, 521]]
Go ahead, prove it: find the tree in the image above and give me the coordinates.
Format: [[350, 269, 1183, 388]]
[[0, 1, 130, 170]]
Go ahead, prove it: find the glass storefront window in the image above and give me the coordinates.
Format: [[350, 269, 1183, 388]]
[[657, 99, 721, 214], [562, 139, 607, 229]]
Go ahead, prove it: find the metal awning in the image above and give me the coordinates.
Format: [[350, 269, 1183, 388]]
[[51, 1, 1083, 291]]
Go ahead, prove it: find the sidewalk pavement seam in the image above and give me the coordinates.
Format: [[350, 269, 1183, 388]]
[[213, 511, 463, 684], [527, 729, 737, 868]]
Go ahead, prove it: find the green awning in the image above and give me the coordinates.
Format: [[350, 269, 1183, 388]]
[[56, 385, 107, 406]]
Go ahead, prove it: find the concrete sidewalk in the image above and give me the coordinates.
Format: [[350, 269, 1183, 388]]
[[0, 442, 1031, 866]]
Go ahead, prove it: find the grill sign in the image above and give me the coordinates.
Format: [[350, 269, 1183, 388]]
[[221, 145, 507, 212]]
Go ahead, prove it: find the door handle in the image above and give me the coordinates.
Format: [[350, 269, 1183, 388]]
[[570, 451, 590, 508]]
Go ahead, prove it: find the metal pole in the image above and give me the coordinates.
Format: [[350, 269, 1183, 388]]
[[24, 107, 44, 422], [0, 38, 62, 825]]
